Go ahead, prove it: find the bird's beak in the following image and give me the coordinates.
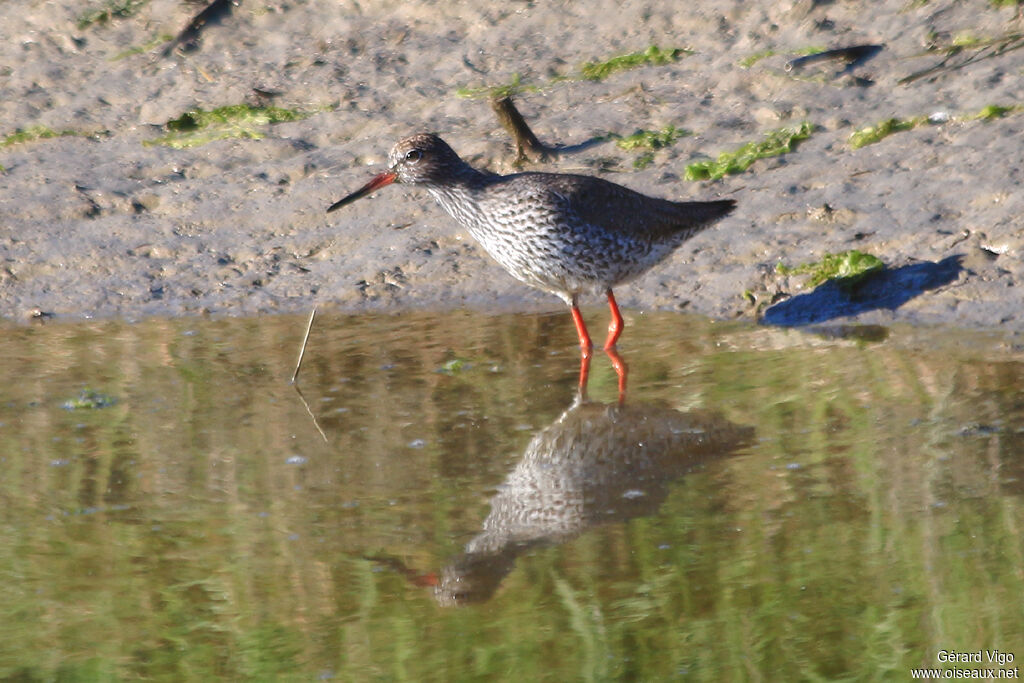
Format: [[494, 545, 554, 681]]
[[327, 171, 398, 213]]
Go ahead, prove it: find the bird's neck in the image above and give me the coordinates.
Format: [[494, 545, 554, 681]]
[[423, 165, 490, 225], [427, 163, 490, 191]]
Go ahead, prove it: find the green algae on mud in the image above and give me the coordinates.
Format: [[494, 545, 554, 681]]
[[848, 116, 926, 149], [579, 45, 692, 81], [455, 73, 542, 100], [76, 0, 149, 29], [145, 105, 313, 148], [684, 122, 813, 181], [112, 33, 174, 60], [1, 125, 98, 147], [457, 45, 691, 98], [609, 125, 690, 169], [776, 250, 885, 288], [974, 103, 1022, 120], [738, 50, 778, 68], [611, 126, 690, 151], [849, 103, 1021, 149], [739, 45, 826, 69]]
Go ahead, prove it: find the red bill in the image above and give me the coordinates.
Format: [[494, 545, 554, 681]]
[[327, 171, 398, 213]]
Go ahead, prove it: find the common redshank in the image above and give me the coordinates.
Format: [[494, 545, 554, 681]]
[[327, 134, 735, 382]]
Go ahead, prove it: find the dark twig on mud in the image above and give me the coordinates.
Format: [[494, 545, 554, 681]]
[[785, 44, 884, 73], [491, 96, 560, 164]]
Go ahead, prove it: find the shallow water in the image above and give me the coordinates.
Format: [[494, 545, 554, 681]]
[[1, 309, 1022, 680]]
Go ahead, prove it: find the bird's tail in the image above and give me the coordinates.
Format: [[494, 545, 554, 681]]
[[666, 198, 736, 242], [684, 198, 737, 226]]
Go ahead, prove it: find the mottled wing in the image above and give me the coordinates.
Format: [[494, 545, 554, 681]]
[[539, 174, 735, 242]]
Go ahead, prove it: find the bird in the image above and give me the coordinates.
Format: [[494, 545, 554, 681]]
[[327, 133, 735, 357], [432, 395, 754, 605]]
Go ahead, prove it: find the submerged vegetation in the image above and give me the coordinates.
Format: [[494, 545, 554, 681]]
[[146, 105, 312, 148], [776, 250, 885, 288], [1, 312, 1022, 680], [685, 122, 814, 180], [63, 388, 118, 410]]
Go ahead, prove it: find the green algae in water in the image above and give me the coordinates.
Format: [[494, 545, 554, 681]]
[[848, 117, 926, 149], [776, 250, 884, 288], [580, 45, 692, 81], [63, 388, 118, 410], [147, 105, 311, 148], [684, 122, 813, 181], [438, 358, 469, 374]]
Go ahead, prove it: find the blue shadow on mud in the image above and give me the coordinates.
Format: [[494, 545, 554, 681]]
[[762, 254, 964, 327]]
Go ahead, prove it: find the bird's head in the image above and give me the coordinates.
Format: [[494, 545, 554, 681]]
[[327, 133, 466, 212]]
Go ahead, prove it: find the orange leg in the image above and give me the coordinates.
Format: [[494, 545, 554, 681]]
[[603, 288, 625, 350], [604, 346, 628, 403], [570, 296, 593, 359], [577, 352, 592, 398]]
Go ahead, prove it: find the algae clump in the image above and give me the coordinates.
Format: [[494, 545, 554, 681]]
[[685, 122, 813, 181], [580, 45, 692, 81], [2, 125, 87, 147], [848, 117, 926, 149], [147, 105, 310, 148], [776, 250, 884, 288]]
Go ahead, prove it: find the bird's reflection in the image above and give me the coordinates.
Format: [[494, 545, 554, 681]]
[[431, 384, 754, 606]]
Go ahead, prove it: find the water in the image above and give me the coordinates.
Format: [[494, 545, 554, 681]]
[[0, 310, 1022, 680]]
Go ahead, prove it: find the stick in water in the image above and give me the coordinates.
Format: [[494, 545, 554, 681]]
[[291, 307, 316, 384], [293, 383, 328, 443]]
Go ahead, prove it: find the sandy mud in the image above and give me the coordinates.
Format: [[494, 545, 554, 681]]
[[1, 0, 1022, 329]]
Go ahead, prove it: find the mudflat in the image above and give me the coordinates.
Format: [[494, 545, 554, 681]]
[[1, 0, 1021, 329]]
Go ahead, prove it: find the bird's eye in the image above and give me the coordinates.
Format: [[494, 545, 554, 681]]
[[404, 149, 423, 163]]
